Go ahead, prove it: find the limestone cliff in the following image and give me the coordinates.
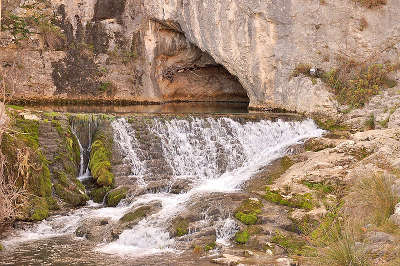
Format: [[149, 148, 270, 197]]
[[2, 0, 400, 116]]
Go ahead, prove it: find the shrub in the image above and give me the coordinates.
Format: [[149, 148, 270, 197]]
[[353, 0, 386, 8], [322, 63, 397, 108], [235, 230, 249, 244]]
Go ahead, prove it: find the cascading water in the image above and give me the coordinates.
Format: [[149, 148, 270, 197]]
[[97, 117, 324, 256], [3, 115, 324, 259]]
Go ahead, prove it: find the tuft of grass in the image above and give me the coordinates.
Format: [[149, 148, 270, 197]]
[[316, 228, 370, 266], [349, 173, 398, 226], [364, 113, 375, 130], [292, 63, 313, 78]]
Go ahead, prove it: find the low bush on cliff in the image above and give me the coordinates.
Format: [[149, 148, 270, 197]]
[[323, 63, 397, 108], [353, 0, 387, 8]]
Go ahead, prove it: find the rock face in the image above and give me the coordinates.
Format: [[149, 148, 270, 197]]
[[3, 1, 400, 114], [142, 0, 400, 114], [0, 0, 248, 105]]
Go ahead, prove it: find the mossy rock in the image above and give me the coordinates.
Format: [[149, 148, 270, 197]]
[[234, 198, 263, 225], [54, 183, 89, 206], [90, 186, 111, 203], [265, 187, 315, 210], [172, 217, 189, 237], [106, 187, 128, 207], [204, 241, 216, 251], [89, 131, 114, 187], [235, 230, 249, 244], [30, 197, 50, 221], [120, 206, 151, 223]]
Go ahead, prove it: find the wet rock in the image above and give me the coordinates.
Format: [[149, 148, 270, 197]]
[[106, 187, 129, 207], [211, 254, 244, 265], [169, 179, 192, 194], [75, 218, 113, 243], [119, 201, 162, 224]]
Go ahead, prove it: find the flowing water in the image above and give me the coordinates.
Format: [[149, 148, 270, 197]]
[[0, 114, 324, 265]]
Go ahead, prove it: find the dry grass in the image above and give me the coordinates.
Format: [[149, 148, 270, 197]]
[[316, 226, 370, 266], [0, 65, 28, 226], [348, 173, 398, 226]]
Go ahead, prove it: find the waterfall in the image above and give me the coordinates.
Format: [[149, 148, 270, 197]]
[[4, 116, 324, 256], [97, 117, 324, 256]]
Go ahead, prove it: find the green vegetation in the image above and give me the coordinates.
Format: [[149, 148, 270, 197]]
[[302, 181, 334, 194], [364, 113, 375, 130], [89, 131, 114, 186], [0, 243, 3, 251], [234, 198, 263, 225], [106, 187, 128, 207], [235, 230, 250, 244], [6, 105, 24, 110], [99, 82, 112, 92], [267, 156, 294, 184], [90, 186, 111, 203], [271, 231, 310, 255], [120, 207, 149, 223], [30, 197, 49, 221], [173, 217, 190, 237], [1, 14, 31, 42], [293, 62, 398, 109], [265, 187, 315, 210], [323, 64, 397, 108], [204, 241, 216, 251]]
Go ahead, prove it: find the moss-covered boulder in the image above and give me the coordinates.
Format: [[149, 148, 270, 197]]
[[234, 198, 263, 225], [29, 197, 50, 221], [106, 187, 128, 207], [89, 128, 114, 187], [90, 186, 111, 203], [170, 217, 190, 237], [235, 230, 249, 244], [120, 205, 151, 224]]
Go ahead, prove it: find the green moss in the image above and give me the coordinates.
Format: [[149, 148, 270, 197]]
[[235, 230, 250, 244], [271, 231, 311, 255], [90, 186, 111, 203], [267, 156, 294, 184], [30, 197, 49, 221], [0, 243, 3, 251], [54, 183, 88, 207], [265, 187, 315, 210], [6, 105, 24, 110], [204, 241, 216, 251], [302, 181, 334, 194], [89, 132, 114, 187], [234, 198, 263, 225], [173, 218, 189, 237], [314, 117, 348, 132], [120, 206, 151, 223], [106, 187, 128, 207]]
